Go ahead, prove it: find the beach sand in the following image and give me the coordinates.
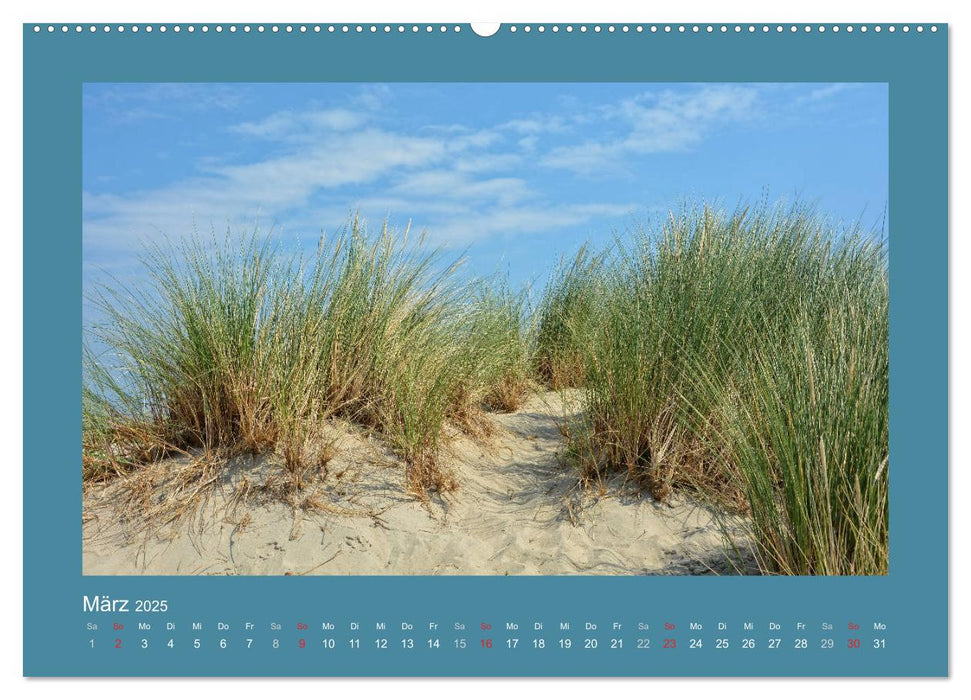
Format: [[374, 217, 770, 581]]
[[82, 392, 741, 576]]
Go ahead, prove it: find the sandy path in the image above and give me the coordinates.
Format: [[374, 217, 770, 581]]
[[83, 392, 737, 575]]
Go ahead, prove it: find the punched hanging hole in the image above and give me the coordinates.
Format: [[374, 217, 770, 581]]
[[471, 23, 500, 37]]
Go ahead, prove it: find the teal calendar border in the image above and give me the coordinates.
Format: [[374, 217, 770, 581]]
[[23, 23, 948, 677]]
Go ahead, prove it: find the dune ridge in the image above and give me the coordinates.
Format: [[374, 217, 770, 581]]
[[83, 392, 740, 576]]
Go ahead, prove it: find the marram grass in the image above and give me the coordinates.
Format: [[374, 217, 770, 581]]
[[552, 203, 888, 575], [83, 202, 889, 575], [533, 245, 602, 390], [83, 217, 532, 496]]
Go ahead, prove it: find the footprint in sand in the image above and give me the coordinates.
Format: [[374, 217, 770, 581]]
[[344, 534, 371, 551]]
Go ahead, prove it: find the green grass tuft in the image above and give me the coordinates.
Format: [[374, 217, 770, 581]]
[[83, 217, 534, 496], [547, 202, 888, 574], [83, 201, 890, 574], [533, 246, 602, 389]]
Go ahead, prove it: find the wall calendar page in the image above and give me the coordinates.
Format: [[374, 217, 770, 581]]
[[21, 14, 949, 680]]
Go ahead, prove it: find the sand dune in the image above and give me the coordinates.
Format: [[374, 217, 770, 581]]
[[82, 392, 741, 576]]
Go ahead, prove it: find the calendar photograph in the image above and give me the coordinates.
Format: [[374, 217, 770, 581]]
[[79, 81, 889, 578]]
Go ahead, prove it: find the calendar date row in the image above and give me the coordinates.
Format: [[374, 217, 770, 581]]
[[92, 635, 887, 652]]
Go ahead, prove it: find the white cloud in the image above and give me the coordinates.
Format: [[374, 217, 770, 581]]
[[83, 84, 249, 123], [391, 170, 531, 206], [230, 109, 368, 139], [419, 202, 638, 247], [453, 153, 524, 173], [542, 85, 759, 175], [83, 84, 768, 259], [799, 83, 853, 104], [83, 129, 456, 251], [518, 136, 539, 152], [351, 84, 393, 111], [500, 116, 567, 134]]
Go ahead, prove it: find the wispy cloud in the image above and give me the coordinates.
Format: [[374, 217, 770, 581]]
[[350, 84, 393, 111], [85, 83, 863, 259], [426, 202, 637, 246], [229, 109, 369, 139], [84, 128, 457, 250], [799, 83, 852, 103], [391, 170, 531, 206], [84, 83, 249, 123], [453, 153, 524, 174], [499, 116, 569, 135], [542, 85, 759, 175]]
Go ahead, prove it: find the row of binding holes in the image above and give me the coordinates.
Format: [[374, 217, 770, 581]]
[[33, 24, 939, 34], [509, 24, 936, 33], [32, 24, 464, 34]]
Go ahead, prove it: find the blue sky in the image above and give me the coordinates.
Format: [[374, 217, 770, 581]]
[[83, 82, 887, 292]]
